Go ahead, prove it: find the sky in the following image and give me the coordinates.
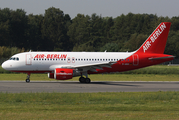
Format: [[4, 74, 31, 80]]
[[0, 0, 179, 18]]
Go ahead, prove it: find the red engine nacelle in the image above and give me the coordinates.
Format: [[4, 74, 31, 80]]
[[53, 68, 73, 80]]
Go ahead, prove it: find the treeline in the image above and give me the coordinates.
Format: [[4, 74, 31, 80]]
[[0, 46, 25, 58], [0, 7, 179, 58]]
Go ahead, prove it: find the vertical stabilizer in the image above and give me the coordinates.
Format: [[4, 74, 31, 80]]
[[136, 22, 171, 54]]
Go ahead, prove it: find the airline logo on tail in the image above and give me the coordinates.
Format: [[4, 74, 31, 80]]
[[143, 23, 166, 53]]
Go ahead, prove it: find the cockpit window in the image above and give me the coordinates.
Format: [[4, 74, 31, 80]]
[[9, 57, 19, 61]]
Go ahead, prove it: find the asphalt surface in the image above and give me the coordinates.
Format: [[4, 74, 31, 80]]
[[0, 81, 179, 93]]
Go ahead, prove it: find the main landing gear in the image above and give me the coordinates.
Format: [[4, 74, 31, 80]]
[[79, 77, 91, 83], [79, 72, 91, 83], [26, 73, 30, 83]]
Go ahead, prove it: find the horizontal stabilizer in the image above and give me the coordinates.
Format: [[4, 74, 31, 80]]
[[148, 56, 175, 60]]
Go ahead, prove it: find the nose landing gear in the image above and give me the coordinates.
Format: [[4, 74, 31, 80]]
[[26, 73, 30, 83]]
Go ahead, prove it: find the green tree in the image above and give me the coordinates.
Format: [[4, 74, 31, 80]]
[[27, 14, 44, 50], [165, 30, 179, 57], [41, 7, 70, 51], [0, 8, 11, 46], [68, 14, 91, 50], [9, 9, 28, 48], [88, 14, 105, 51], [100, 43, 120, 52]]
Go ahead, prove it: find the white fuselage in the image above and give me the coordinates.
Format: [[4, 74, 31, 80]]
[[2, 51, 135, 72]]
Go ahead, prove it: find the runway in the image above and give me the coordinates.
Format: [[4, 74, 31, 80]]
[[0, 81, 179, 93]]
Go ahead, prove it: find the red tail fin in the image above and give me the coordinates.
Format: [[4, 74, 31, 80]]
[[136, 22, 171, 54]]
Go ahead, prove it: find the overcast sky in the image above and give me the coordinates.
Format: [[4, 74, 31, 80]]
[[0, 0, 179, 18]]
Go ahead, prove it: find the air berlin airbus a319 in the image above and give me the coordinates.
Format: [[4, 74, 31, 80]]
[[2, 22, 174, 83]]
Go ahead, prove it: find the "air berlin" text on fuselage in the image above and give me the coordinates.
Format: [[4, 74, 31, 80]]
[[34, 54, 67, 59]]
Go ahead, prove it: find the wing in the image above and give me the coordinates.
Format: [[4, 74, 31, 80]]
[[49, 61, 117, 72], [70, 61, 117, 72]]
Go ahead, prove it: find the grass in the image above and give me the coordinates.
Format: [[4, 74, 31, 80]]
[[120, 65, 179, 74], [0, 73, 179, 81], [0, 92, 179, 120]]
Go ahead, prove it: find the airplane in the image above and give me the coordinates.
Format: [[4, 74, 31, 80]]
[[1, 22, 174, 83]]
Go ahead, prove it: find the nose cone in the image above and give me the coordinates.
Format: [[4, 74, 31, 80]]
[[1, 61, 10, 70]]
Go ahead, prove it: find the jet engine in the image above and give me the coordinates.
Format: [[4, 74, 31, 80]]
[[48, 73, 54, 79], [48, 68, 74, 80]]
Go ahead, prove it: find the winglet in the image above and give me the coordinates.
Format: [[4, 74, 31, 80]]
[[136, 22, 171, 54]]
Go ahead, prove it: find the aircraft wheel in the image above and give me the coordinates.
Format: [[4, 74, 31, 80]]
[[26, 79, 30, 83], [85, 78, 91, 83], [79, 77, 85, 83]]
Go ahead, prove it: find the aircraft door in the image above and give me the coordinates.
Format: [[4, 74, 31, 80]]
[[133, 54, 139, 66], [67, 57, 75, 63], [26, 54, 32, 65]]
